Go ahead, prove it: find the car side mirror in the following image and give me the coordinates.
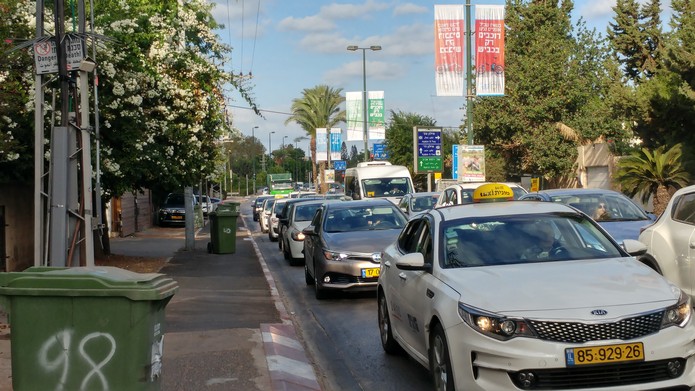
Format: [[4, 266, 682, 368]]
[[622, 239, 647, 257], [352, 193, 361, 200], [302, 226, 317, 236], [396, 252, 432, 271]]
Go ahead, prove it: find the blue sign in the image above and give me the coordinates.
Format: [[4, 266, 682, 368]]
[[418, 144, 441, 157], [452, 144, 459, 179], [330, 132, 342, 153], [333, 160, 347, 171], [418, 131, 441, 144], [373, 143, 389, 160]]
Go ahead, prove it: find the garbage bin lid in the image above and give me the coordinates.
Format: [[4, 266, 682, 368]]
[[0, 266, 178, 301]]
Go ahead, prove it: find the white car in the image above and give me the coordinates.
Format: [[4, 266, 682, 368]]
[[281, 199, 326, 265], [435, 181, 527, 208], [259, 198, 275, 233], [639, 184, 695, 301], [378, 200, 695, 391], [269, 198, 288, 241]]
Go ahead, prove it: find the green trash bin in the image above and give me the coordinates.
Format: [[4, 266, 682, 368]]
[[0, 266, 178, 391], [208, 202, 239, 254]]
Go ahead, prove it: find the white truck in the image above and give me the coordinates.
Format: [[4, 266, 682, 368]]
[[344, 161, 414, 204]]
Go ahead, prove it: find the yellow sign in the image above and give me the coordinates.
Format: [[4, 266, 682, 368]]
[[434, 172, 442, 180], [473, 183, 514, 202], [531, 177, 540, 192]]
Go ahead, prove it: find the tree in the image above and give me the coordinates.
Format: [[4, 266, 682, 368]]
[[285, 85, 345, 192], [348, 145, 359, 168], [475, 0, 629, 182], [341, 141, 349, 161], [614, 143, 690, 215]]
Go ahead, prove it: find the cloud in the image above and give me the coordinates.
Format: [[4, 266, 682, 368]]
[[378, 23, 432, 56], [393, 3, 428, 16], [578, 1, 616, 19], [278, 15, 336, 32], [323, 60, 406, 85]]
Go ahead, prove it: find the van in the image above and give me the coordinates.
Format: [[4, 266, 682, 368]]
[[344, 161, 414, 204]]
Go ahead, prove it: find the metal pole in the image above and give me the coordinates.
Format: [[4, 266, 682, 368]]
[[362, 49, 368, 162], [90, 0, 103, 233], [252, 126, 258, 194], [466, 0, 474, 145], [34, 0, 45, 266]]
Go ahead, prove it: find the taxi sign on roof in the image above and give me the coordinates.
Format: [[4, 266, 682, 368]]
[[473, 183, 514, 202]]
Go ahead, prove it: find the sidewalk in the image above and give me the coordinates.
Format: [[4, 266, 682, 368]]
[[0, 198, 321, 391]]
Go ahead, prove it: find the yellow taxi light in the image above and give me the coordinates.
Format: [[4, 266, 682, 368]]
[[473, 183, 514, 203]]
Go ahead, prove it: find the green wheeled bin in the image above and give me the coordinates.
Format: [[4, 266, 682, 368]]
[[0, 266, 178, 391], [208, 202, 240, 254]]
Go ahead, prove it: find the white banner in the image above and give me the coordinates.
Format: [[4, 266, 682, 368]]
[[346, 91, 363, 141], [316, 128, 342, 162], [434, 5, 464, 96]]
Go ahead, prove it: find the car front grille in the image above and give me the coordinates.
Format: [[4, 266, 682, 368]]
[[325, 273, 378, 285], [509, 359, 686, 390], [528, 311, 663, 343]]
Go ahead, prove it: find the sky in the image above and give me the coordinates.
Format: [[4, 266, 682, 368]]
[[208, 0, 672, 155]]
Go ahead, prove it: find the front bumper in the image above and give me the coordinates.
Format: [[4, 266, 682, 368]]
[[445, 319, 695, 390], [316, 258, 380, 292]]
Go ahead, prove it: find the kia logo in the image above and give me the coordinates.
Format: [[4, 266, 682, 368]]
[[591, 309, 608, 316]]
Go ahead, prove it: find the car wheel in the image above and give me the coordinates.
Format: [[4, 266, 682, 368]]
[[304, 262, 314, 285], [283, 240, 292, 261], [430, 323, 455, 391], [378, 291, 402, 354]]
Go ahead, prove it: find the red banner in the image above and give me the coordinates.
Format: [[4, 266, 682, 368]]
[[475, 5, 505, 96], [434, 5, 464, 97]]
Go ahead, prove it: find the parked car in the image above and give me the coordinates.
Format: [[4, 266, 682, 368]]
[[259, 198, 275, 233], [639, 185, 695, 301], [157, 193, 196, 226], [281, 199, 329, 265], [196, 195, 215, 216], [435, 182, 527, 208], [378, 199, 695, 391], [269, 198, 289, 242], [253, 195, 274, 222], [397, 192, 440, 218], [519, 188, 655, 243], [302, 199, 407, 299], [277, 196, 324, 251]]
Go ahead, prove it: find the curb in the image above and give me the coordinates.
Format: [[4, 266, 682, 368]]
[[241, 216, 322, 391]]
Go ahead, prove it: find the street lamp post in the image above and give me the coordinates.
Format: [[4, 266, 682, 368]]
[[282, 135, 288, 149], [268, 131, 275, 171], [252, 126, 258, 195], [347, 44, 381, 162]]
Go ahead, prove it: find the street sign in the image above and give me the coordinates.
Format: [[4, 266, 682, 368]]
[[373, 143, 389, 160], [34, 39, 84, 75], [413, 127, 443, 174], [452, 144, 459, 179], [333, 160, 346, 171]]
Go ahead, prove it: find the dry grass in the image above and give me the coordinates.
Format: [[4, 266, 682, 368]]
[[94, 254, 168, 274]]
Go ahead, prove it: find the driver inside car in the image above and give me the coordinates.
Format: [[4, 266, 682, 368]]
[[521, 223, 564, 260]]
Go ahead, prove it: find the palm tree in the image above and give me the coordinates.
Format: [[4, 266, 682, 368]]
[[614, 144, 690, 216], [285, 85, 345, 192]]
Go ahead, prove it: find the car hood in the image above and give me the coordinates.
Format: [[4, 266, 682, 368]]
[[443, 257, 680, 319], [323, 229, 399, 254], [598, 220, 652, 243], [292, 221, 311, 231]]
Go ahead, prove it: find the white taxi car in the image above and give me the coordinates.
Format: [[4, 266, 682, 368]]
[[378, 187, 695, 391]]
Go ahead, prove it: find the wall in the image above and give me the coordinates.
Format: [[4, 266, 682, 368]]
[[0, 184, 34, 271]]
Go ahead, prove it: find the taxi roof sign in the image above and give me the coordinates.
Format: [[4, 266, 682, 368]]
[[473, 183, 515, 203]]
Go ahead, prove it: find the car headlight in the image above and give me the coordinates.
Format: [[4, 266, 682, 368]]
[[662, 291, 691, 329], [458, 303, 536, 341], [291, 231, 305, 241], [323, 250, 349, 261]]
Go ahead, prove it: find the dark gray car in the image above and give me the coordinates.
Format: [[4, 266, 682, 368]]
[[302, 199, 407, 299]]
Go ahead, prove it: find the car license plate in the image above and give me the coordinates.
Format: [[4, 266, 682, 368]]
[[361, 268, 380, 278], [172, 216, 183, 220], [565, 342, 644, 366]]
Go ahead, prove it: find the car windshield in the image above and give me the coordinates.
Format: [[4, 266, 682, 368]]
[[324, 205, 407, 232], [274, 201, 285, 214], [412, 194, 439, 212], [442, 213, 622, 268], [361, 178, 412, 198], [549, 194, 649, 222], [164, 194, 185, 206], [263, 199, 275, 212], [295, 203, 322, 222]]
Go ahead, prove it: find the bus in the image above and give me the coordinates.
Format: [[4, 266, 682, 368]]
[[268, 173, 293, 196]]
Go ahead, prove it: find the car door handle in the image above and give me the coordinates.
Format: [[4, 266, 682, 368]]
[[398, 272, 407, 281], [384, 260, 391, 268], [690, 241, 695, 249]]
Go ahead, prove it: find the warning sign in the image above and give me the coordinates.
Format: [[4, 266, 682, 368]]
[[34, 39, 84, 75]]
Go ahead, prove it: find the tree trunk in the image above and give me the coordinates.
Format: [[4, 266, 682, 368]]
[[653, 184, 670, 217], [310, 136, 317, 190]]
